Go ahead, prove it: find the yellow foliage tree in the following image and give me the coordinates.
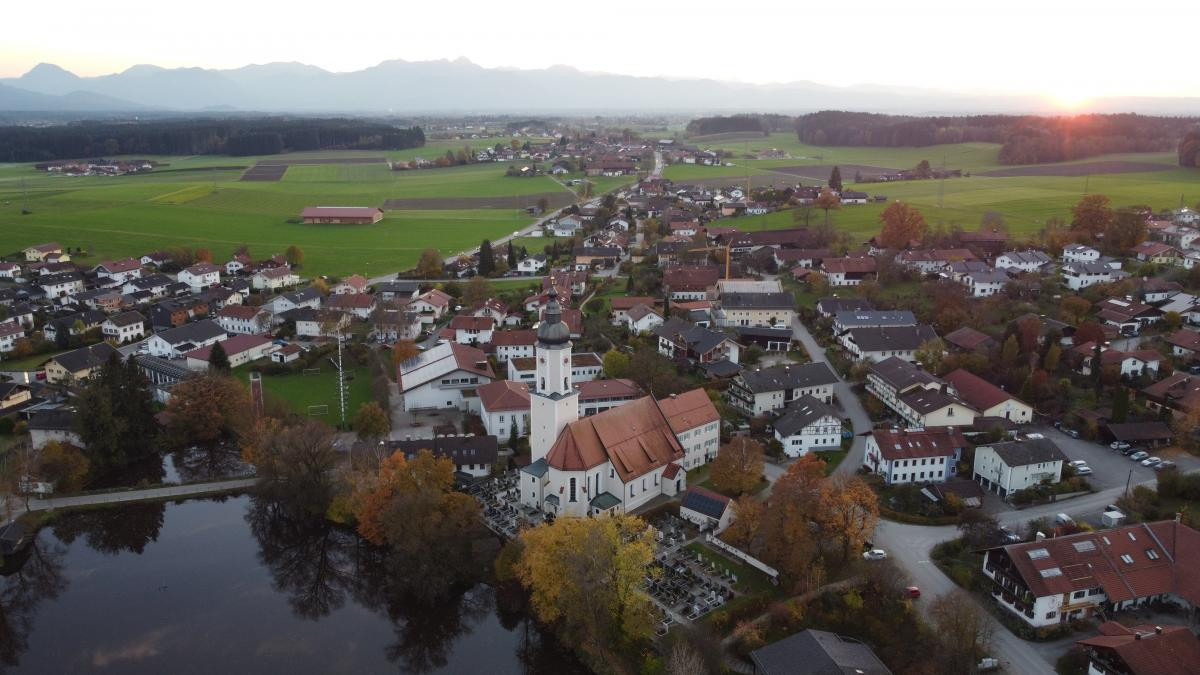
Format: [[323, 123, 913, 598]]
[[516, 514, 657, 664]]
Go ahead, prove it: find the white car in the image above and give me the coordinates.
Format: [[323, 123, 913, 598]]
[[1141, 457, 1163, 468], [1129, 451, 1149, 462], [862, 549, 888, 561], [1068, 460, 1088, 468], [1075, 466, 1093, 476], [1110, 441, 1131, 451]]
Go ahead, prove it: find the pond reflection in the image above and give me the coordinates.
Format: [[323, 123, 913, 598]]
[[0, 494, 585, 674]]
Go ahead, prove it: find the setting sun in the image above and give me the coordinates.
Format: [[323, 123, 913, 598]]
[[1049, 88, 1093, 110]]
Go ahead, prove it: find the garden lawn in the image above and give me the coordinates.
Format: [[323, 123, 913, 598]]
[[234, 364, 373, 426]]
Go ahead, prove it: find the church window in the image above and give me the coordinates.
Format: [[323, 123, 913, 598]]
[[569, 478, 577, 502]]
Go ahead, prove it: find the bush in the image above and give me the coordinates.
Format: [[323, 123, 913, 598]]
[[0, 416, 14, 435]]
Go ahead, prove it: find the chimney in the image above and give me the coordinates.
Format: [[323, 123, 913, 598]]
[[1156, 626, 1163, 634], [1036, 531, 1046, 541]]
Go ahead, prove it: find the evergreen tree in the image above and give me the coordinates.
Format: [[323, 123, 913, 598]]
[[1112, 387, 1130, 423], [508, 423, 519, 451], [208, 341, 231, 373], [477, 239, 495, 277], [829, 166, 843, 192], [74, 354, 157, 473], [507, 241, 518, 268]]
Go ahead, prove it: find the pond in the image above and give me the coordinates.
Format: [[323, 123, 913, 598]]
[[0, 495, 585, 674]]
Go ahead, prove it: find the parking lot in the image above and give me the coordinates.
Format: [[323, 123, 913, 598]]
[[1031, 426, 1200, 490]]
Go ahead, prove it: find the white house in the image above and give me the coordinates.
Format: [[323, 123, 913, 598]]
[[727, 362, 838, 417], [184, 334, 278, 370], [943, 369, 1033, 423], [292, 309, 351, 338], [477, 379, 532, 439], [100, 311, 146, 344], [772, 395, 842, 457], [448, 315, 496, 345], [491, 330, 537, 363], [864, 427, 964, 485], [995, 251, 1052, 273], [267, 288, 322, 317], [39, 272, 84, 299], [866, 357, 979, 429], [144, 319, 227, 358], [842, 325, 939, 363], [518, 255, 548, 275], [625, 304, 664, 333], [397, 341, 495, 412], [92, 258, 143, 283], [679, 487, 735, 533], [0, 321, 24, 353], [408, 289, 452, 325], [252, 266, 300, 290], [216, 304, 270, 335], [1061, 244, 1101, 264], [963, 269, 1010, 298], [973, 437, 1066, 498], [332, 274, 369, 295], [386, 436, 497, 479], [177, 263, 221, 291], [551, 216, 582, 237]]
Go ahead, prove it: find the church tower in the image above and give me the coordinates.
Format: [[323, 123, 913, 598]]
[[530, 288, 579, 462]]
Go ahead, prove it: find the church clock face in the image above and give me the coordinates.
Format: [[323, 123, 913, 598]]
[[562, 356, 569, 365]]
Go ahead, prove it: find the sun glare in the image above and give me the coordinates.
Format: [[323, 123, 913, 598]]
[[1049, 88, 1092, 111]]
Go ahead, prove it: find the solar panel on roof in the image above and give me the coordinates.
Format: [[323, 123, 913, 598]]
[[1039, 568, 1062, 578]]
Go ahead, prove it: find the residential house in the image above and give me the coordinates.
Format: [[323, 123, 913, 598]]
[[224, 254, 251, 275], [517, 255, 547, 275], [973, 437, 1066, 497], [332, 274, 369, 295], [508, 352, 603, 384], [1142, 371, 1200, 417], [490, 330, 537, 362], [1132, 241, 1182, 265], [145, 319, 227, 358], [177, 263, 221, 291], [550, 215, 582, 237], [727, 362, 838, 416], [478, 380, 532, 438], [216, 304, 270, 335], [122, 273, 173, 299], [573, 246, 622, 270], [92, 258, 143, 283], [663, 266, 720, 301], [996, 250, 1053, 273], [44, 342, 120, 384], [325, 293, 376, 320], [408, 289, 452, 325], [864, 427, 966, 485], [773, 395, 842, 457], [963, 269, 1011, 298], [821, 256, 877, 286], [842, 324, 939, 363], [0, 322, 23, 353], [943, 369, 1033, 423], [816, 297, 874, 318], [896, 248, 977, 275], [866, 357, 977, 428], [749, 629, 892, 675], [1062, 262, 1122, 290], [386, 436, 498, 479], [139, 251, 171, 267], [1096, 298, 1162, 332], [625, 304, 664, 333], [23, 243, 63, 262], [655, 318, 741, 365], [251, 266, 299, 290], [943, 326, 999, 354], [290, 308, 351, 338], [0, 382, 32, 411], [372, 309, 421, 342], [100, 311, 146, 343], [184, 334, 277, 370], [981, 521, 1200, 629], [1165, 328, 1200, 361], [397, 342, 495, 411], [609, 296, 660, 325], [39, 271, 84, 299], [832, 310, 916, 337], [448, 315, 496, 345], [1076, 621, 1200, 675], [0, 262, 21, 280], [1073, 342, 1161, 378], [373, 280, 421, 303], [1062, 244, 1101, 264], [267, 287, 322, 317], [28, 409, 83, 449], [716, 292, 796, 328]]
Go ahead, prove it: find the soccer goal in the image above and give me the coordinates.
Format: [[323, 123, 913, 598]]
[[307, 404, 329, 416], [302, 367, 321, 375]]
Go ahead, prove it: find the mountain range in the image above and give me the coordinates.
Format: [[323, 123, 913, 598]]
[[2, 60, 1199, 116]]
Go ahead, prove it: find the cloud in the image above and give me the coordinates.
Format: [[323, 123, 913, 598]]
[[90, 627, 173, 668]]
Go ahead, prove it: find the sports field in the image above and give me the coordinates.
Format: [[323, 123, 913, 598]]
[[665, 133, 1200, 239], [0, 148, 572, 277], [234, 365, 372, 425]]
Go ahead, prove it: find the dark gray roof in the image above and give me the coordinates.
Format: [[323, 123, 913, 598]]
[[847, 325, 938, 353], [680, 487, 730, 520], [52, 342, 119, 373], [589, 492, 622, 510], [833, 310, 916, 329], [720, 291, 794, 310], [899, 387, 969, 414], [738, 362, 838, 394], [388, 435, 499, 466], [127, 273, 173, 289], [153, 319, 225, 346], [774, 395, 841, 437], [106, 310, 145, 327], [734, 326, 793, 339], [374, 280, 420, 295], [750, 629, 893, 675], [28, 408, 76, 431], [134, 354, 193, 382], [984, 438, 1068, 467], [699, 359, 742, 377], [281, 287, 322, 304], [521, 458, 549, 477], [868, 357, 942, 392]]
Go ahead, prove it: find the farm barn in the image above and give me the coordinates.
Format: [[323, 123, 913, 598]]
[[300, 206, 384, 224]]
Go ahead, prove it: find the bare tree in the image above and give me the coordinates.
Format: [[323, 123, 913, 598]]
[[667, 641, 708, 675], [930, 589, 994, 674]]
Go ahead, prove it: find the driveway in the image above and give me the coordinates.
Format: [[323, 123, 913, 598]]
[[790, 317, 871, 477], [1032, 426, 1175, 492]]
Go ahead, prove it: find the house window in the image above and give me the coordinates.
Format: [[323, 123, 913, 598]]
[[1072, 591, 1085, 599], [569, 478, 577, 502], [1045, 612, 1056, 620]]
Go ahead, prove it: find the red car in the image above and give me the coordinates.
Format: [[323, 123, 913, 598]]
[[905, 586, 921, 599]]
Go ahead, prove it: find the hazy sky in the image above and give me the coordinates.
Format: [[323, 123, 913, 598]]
[[2, 0, 1194, 105]]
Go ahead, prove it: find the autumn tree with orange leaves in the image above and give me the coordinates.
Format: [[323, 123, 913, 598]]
[[816, 475, 880, 563], [709, 438, 765, 496], [877, 201, 926, 249], [350, 449, 481, 602]]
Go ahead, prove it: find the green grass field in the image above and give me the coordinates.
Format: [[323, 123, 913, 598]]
[[235, 364, 372, 425], [0, 153, 565, 277], [665, 133, 1200, 238]]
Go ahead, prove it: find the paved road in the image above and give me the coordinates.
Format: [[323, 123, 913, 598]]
[[20, 477, 256, 512], [789, 317, 871, 477]]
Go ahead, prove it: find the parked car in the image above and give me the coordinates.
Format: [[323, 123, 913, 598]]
[[1129, 451, 1149, 462], [998, 526, 1021, 543], [1156, 460, 1177, 471], [905, 586, 921, 599], [1141, 457, 1163, 468], [1063, 428, 1081, 439], [1121, 446, 1139, 456], [1075, 466, 1093, 475], [1068, 460, 1088, 468], [862, 549, 888, 561], [1110, 441, 1131, 451]]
